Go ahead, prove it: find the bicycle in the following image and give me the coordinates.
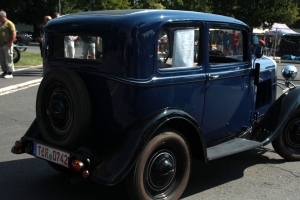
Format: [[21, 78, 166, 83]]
[[15, 42, 28, 52], [14, 34, 31, 52], [13, 45, 21, 63]]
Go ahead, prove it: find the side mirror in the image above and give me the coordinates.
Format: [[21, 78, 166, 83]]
[[254, 46, 263, 59]]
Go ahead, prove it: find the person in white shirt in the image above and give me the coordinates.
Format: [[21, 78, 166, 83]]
[[64, 36, 78, 58]]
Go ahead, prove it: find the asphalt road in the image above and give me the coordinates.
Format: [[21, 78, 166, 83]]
[[0, 50, 300, 199]]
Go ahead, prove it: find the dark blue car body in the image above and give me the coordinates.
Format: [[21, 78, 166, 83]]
[[13, 9, 300, 200], [43, 10, 276, 143]]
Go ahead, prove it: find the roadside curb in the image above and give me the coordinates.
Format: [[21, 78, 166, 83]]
[[15, 64, 43, 69]]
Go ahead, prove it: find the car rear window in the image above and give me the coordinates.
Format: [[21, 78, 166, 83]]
[[50, 32, 140, 77]]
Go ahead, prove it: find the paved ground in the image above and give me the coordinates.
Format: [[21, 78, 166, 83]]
[[0, 66, 43, 96]]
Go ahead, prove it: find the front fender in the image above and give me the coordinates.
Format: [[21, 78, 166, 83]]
[[91, 108, 206, 186], [250, 86, 300, 145]]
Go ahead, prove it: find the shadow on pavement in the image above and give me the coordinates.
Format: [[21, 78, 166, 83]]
[[0, 157, 130, 200], [1, 145, 285, 200], [181, 146, 284, 199], [13, 67, 43, 77]]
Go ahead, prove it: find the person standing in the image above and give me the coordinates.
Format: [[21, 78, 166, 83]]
[[37, 16, 52, 57], [53, 12, 60, 19], [259, 38, 265, 47], [231, 30, 239, 55], [0, 10, 16, 79], [266, 38, 273, 56], [252, 34, 259, 54], [223, 31, 230, 55], [216, 31, 224, 52], [64, 36, 78, 58], [79, 36, 99, 59]]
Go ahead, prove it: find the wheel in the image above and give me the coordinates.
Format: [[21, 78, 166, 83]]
[[17, 42, 27, 51], [36, 68, 91, 149], [126, 129, 191, 200], [13, 47, 20, 63], [272, 111, 300, 161]]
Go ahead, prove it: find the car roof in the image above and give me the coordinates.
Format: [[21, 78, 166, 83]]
[[45, 9, 248, 37], [48, 9, 246, 28]]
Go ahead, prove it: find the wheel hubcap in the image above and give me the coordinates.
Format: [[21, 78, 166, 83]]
[[47, 98, 66, 124], [44, 84, 73, 138], [148, 151, 176, 191]]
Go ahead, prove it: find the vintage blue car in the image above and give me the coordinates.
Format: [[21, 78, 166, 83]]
[[12, 9, 300, 200]]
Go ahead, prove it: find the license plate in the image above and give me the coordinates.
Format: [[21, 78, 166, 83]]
[[33, 143, 70, 168]]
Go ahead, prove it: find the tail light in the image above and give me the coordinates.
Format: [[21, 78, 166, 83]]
[[82, 170, 89, 179], [71, 160, 90, 179], [71, 160, 84, 172], [14, 141, 23, 153]]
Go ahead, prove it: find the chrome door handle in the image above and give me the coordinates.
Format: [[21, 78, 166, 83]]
[[208, 74, 219, 80]]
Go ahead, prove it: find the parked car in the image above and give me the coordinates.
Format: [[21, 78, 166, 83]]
[[11, 9, 300, 200]]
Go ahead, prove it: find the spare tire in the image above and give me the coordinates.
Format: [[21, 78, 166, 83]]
[[36, 68, 91, 149]]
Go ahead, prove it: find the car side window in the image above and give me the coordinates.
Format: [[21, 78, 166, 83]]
[[158, 26, 200, 69], [52, 35, 103, 60], [209, 28, 245, 66]]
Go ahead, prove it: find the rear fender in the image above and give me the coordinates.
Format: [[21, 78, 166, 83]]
[[91, 108, 206, 186], [248, 86, 300, 144], [11, 119, 40, 154], [23, 118, 40, 139]]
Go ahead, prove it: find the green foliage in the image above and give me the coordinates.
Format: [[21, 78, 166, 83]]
[[130, 0, 164, 9], [1, 0, 300, 29], [61, 0, 82, 14], [74, 0, 131, 11], [3, 0, 61, 35], [15, 52, 42, 67], [208, 0, 300, 27]]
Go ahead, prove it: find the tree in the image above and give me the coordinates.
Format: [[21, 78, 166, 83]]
[[3, 0, 300, 30], [76, 0, 132, 11], [180, 0, 210, 12], [208, 0, 300, 28], [60, 0, 82, 15], [129, 0, 164, 9], [2, 0, 60, 35], [2, 0, 134, 35]]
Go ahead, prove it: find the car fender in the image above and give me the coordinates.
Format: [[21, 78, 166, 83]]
[[91, 108, 206, 186], [249, 86, 300, 145]]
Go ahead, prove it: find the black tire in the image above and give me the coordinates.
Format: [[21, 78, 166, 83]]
[[13, 47, 20, 63], [36, 68, 91, 149], [272, 111, 300, 161], [126, 129, 191, 200]]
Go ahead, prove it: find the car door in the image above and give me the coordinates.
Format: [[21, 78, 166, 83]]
[[201, 24, 255, 143]]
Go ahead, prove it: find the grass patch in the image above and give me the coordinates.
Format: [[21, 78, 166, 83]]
[[15, 51, 42, 67]]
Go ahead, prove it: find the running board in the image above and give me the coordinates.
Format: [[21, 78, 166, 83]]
[[207, 138, 262, 161]]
